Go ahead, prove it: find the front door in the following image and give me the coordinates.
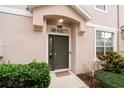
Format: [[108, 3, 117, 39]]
[[48, 35, 69, 70]]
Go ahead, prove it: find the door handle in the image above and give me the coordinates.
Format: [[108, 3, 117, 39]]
[[54, 53, 56, 56], [49, 53, 52, 56]]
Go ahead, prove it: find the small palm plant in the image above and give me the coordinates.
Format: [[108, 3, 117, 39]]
[[97, 51, 124, 73]]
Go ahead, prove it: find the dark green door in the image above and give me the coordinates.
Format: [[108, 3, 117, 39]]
[[48, 35, 69, 70]]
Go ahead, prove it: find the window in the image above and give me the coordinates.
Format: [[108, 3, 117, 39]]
[[96, 31, 114, 55], [95, 5, 107, 12]]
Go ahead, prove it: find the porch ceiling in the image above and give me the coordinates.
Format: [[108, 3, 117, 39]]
[[46, 15, 79, 24]]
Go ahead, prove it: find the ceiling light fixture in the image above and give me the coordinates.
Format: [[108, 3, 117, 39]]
[[58, 19, 64, 23]]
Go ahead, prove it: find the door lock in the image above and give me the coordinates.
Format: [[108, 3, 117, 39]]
[[49, 53, 52, 56], [69, 51, 71, 54]]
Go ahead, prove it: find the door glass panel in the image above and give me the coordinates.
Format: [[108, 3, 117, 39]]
[[48, 36, 54, 70], [49, 37, 53, 54]]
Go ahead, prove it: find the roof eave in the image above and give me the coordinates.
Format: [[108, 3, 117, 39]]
[[71, 5, 92, 21], [27, 5, 92, 21]]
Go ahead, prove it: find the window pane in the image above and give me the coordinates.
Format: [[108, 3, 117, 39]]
[[96, 41, 104, 46], [96, 31, 104, 41], [105, 42, 113, 46], [96, 47, 104, 55], [96, 31, 114, 56], [104, 32, 113, 42], [106, 47, 113, 52], [96, 5, 105, 10]]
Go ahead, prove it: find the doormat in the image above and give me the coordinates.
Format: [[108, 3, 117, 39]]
[[55, 71, 70, 77]]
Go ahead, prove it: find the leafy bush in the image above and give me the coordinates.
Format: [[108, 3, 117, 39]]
[[118, 51, 124, 69], [0, 60, 51, 88], [119, 51, 124, 57], [97, 51, 124, 73], [95, 71, 124, 88]]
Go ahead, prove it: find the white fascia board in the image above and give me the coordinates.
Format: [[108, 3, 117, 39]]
[[86, 22, 118, 32], [0, 6, 32, 17], [71, 5, 92, 21]]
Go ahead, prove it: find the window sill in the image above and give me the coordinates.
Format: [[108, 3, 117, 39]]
[[94, 8, 108, 14]]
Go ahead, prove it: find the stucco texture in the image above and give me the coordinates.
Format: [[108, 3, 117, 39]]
[[0, 5, 95, 74], [118, 6, 124, 51], [0, 13, 46, 64]]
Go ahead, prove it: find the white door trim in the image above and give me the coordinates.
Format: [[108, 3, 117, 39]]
[[46, 25, 71, 72]]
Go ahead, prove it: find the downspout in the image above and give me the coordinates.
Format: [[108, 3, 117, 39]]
[[117, 5, 120, 51]]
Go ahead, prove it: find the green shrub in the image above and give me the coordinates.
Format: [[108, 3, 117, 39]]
[[97, 51, 124, 73], [0, 60, 51, 88], [95, 71, 124, 88], [119, 51, 124, 57]]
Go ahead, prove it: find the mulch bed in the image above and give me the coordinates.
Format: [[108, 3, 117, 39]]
[[77, 73, 101, 88]]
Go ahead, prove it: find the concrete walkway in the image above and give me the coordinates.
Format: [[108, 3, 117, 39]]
[[49, 71, 88, 88]]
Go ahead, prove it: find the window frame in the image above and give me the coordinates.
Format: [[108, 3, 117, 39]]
[[96, 31, 114, 55], [94, 5, 108, 13], [94, 28, 117, 61]]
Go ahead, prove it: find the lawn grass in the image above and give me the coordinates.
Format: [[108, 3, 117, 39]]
[[95, 71, 124, 88]]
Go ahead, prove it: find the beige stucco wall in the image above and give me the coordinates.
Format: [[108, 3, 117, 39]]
[[1, 5, 123, 74], [0, 13, 46, 64], [118, 6, 124, 51], [75, 26, 95, 73], [32, 5, 87, 31], [0, 5, 118, 28], [119, 32, 124, 51], [0, 5, 95, 74], [32, 5, 95, 74], [71, 24, 77, 73], [83, 5, 118, 28]]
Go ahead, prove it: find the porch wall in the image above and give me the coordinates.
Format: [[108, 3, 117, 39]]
[[71, 24, 77, 73], [0, 13, 46, 63], [118, 6, 124, 51], [75, 26, 95, 74], [0, 5, 96, 74], [119, 31, 124, 51]]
